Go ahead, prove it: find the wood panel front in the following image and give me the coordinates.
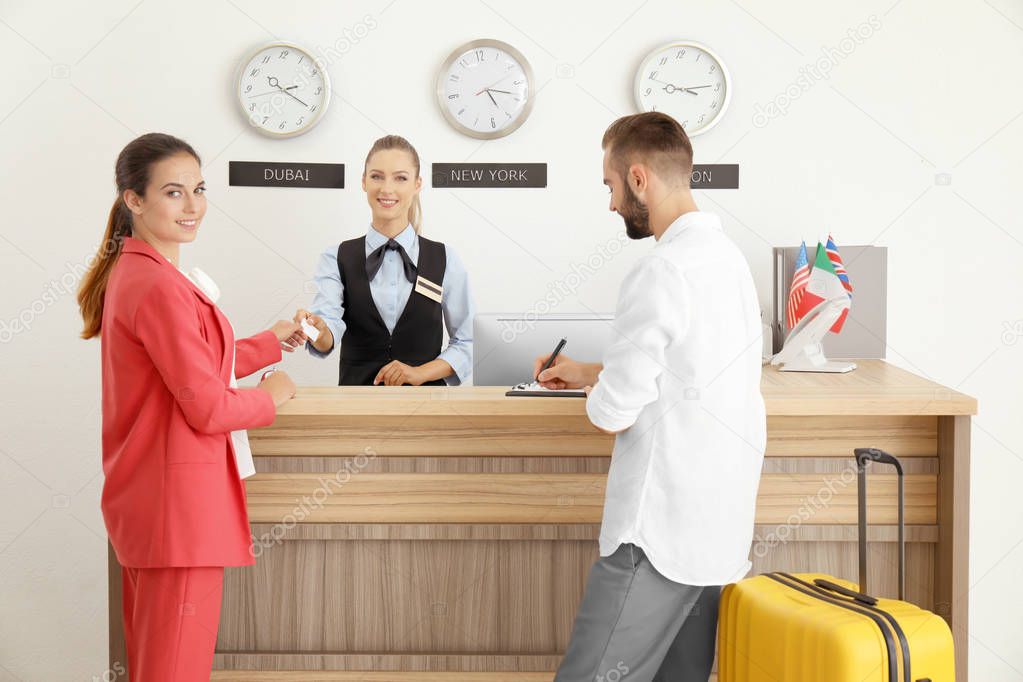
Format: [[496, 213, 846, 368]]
[[215, 536, 933, 668], [244, 472, 937, 525]]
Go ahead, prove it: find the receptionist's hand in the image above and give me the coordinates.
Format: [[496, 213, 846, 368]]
[[374, 360, 427, 386], [533, 354, 593, 390], [270, 320, 304, 352], [293, 308, 332, 352]]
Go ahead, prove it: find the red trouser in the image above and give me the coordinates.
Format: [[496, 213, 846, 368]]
[[121, 565, 225, 682]]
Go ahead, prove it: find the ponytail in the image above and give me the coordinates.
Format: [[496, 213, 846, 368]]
[[409, 194, 423, 234], [77, 132, 201, 339], [77, 200, 131, 339]]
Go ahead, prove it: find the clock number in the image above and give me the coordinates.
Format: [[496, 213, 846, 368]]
[[475, 49, 485, 62], [262, 116, 269, 124], [648, 70, 658, 80], [697, 114, 705, 124], [711, 100, 718, 108], [659, 57, 667, 66], [715, 83, 721, 91], [490, 117, 496, 129], [682, 119, 688, 127], [261, 55, 270, 64], [245, 84, 252, 93], [448, 94, 459, 99], [513, 79, 524, 85], [297, 116, 304, 125], [709, 65, 716, 73], [449, 74, 460, 81], [279, 121, 286, 130], [279, 49, 289, 59], [249, 68, 261, 77], [310, 105, 317, 112], [459, 59, 469, 68], [696, 53, 701, 62], [315, 86, 322, 95], [249, 103, 255, 112], [676, 49, 685, 59], [644, 87, 651, 96]]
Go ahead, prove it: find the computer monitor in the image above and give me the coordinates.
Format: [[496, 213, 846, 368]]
[[472, 313, 617, 386]]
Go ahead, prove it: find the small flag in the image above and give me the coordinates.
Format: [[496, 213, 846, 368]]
[[786, 241, 810, 329], [795, 242, 850, 334], [826, 234, 853, 296]]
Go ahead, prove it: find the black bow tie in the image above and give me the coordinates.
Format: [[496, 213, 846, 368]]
[[366, 238, 417, 284]]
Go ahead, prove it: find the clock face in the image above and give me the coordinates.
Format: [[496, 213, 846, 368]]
[[635, 42, 730, 136], [437, 39, 534, 139], [237, 42, 330, 138]]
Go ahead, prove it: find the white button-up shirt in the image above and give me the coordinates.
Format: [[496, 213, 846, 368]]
[[586, 210, 766, 586]]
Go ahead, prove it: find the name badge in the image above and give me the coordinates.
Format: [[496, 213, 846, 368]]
[[415, 275, 443, 303]]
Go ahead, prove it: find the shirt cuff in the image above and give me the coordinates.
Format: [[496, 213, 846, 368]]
[[438, 345, 471, 386], [305, 318, 343, 359], [585, 382, 638, 432]]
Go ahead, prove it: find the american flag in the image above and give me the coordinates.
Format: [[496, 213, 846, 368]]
[[826, 234, 853, 296], [786, 241, 810, 329]]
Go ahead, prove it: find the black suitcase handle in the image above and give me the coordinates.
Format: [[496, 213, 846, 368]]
[[813, 578, 879, 606], [855, 447, 905, 601]]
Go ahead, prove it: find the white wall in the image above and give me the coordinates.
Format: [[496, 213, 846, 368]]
[[1, 0, 1021, 679]]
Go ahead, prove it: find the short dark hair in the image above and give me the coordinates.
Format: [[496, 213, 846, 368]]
[[602, 112, 693, 183]]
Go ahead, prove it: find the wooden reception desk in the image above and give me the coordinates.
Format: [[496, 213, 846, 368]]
[[107, 360, 976, 681]]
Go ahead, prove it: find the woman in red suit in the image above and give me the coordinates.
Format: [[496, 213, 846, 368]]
[[77, 133, 302, 681]]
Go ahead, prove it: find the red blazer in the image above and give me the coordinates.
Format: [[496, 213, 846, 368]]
[[100, 237, 281, 567]]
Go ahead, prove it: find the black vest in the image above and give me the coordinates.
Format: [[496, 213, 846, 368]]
[[337, 235, 447, 386]]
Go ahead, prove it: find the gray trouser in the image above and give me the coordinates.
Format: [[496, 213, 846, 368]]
[[554, 543, 720, 682]]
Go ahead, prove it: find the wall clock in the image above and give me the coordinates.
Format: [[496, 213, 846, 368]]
[[634, 41, 730, 136], [437, 39, 534, 139], [236, 41, 331, 138]]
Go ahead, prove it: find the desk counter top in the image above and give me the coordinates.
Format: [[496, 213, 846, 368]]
[[274, 359, 977, 418]]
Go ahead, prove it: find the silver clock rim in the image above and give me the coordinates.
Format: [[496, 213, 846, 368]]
[[235, 40, 332, 139], [436, 38, 535, 140], [633, 40, 731, 137]]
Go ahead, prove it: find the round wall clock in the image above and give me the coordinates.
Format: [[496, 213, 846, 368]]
[[634, 41, 731, 136], [437, 39, 534, 139], [236, 41, 331, 138]]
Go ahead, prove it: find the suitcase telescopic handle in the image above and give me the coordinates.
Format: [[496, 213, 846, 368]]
[[855, 447, 905, 601]]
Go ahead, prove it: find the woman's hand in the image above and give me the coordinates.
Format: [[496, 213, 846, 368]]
[[258, 370, 297, 407], [374, 360, 427, 386], [270, 320, 304, 353], [293, 308, 333, 352]]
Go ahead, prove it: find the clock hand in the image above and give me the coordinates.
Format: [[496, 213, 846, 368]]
[[486, 90, 499, 107], [248, 86, 298, 98], [474, 74, 515, 96], [266, 76, 307, 106], [487, 88, 514, 95]]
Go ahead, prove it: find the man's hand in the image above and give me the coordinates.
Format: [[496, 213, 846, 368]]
[[374, 360, 427, 386], [532, 354, 601, 389]]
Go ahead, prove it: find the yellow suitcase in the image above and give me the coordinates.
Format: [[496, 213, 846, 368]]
[[717, 448, 955, 681]]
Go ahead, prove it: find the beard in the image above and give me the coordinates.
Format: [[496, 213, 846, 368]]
[[620, 183, 652, 240]]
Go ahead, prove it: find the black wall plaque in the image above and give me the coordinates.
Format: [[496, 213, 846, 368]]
[[690, 164, 739, 189], [229, 161, 345, 188], [432, 163, 547, 188]]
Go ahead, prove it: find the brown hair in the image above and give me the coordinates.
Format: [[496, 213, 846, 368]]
[[601, 112, 694, 184], [77, 133, 200, 339], [363, 135, 423, 233]]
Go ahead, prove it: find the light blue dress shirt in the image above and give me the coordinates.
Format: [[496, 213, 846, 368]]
[[306, 224, 475, 385]]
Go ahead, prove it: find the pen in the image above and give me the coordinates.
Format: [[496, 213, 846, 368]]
[[536, 338, 567, 381]]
